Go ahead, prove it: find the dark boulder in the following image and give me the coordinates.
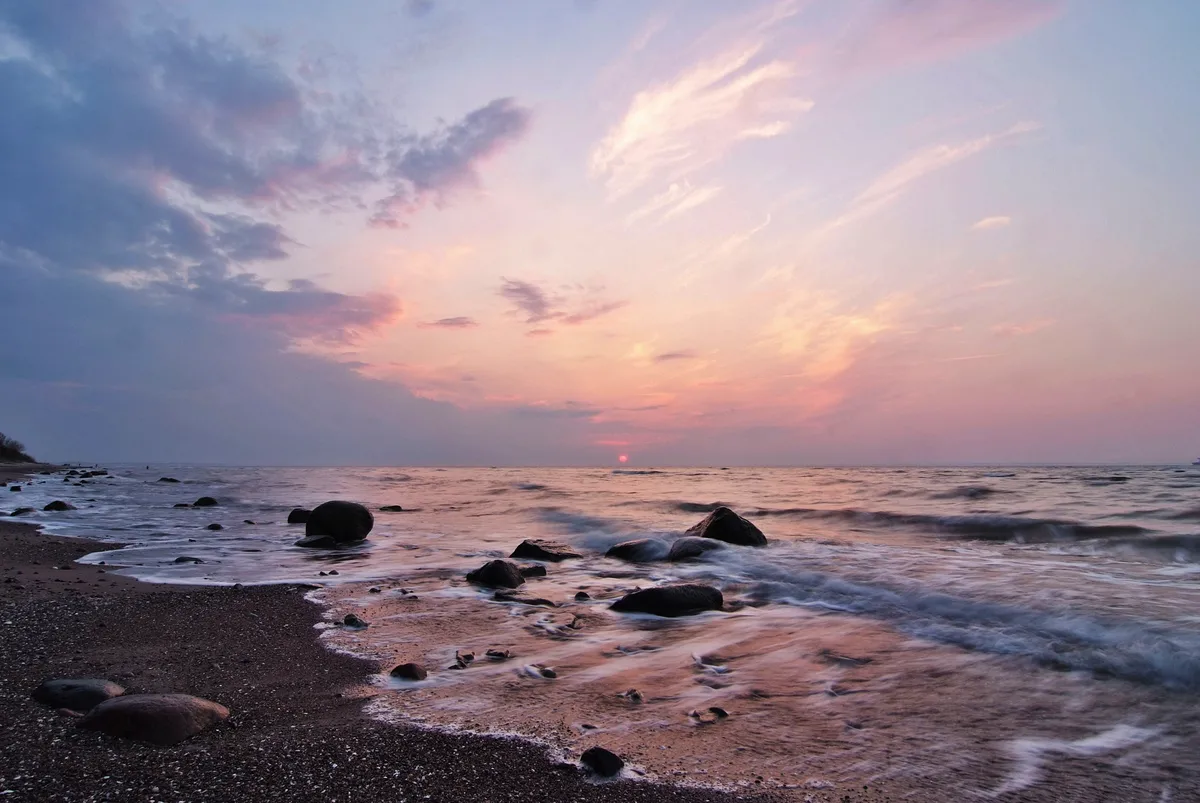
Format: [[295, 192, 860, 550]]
[[510, 539, 581, 562], [343, 613, 368, 628], [610, 584, 723, 618], [390, 663, 427, 681], [32, 679, 125, 712], [77, 693, 229, 746], [686, 506, 766, 547], [205, 523, 223, 531], [287, 508, 311, 524], [604, 538, 670, 563], [9, 486, 20, 492], [518, 564, 547, 578], [379, 505, 405, 512], [294, 535, 338, 549], [305, 501, 373, 543], [667, 536, 725, 561], [9, 507, 36, 516], [466, 559, 525, 589], [581, 746, 624, 777], [43, 501, 77, 512], [575, 591, 591, 601], [193, 497, 218, 508], [173, 503, 191, 508], [157, 477, 181, 483], [173, 556, 204, 564]]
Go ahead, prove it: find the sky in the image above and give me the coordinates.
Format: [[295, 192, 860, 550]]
[[1, 0, 1198, 466]]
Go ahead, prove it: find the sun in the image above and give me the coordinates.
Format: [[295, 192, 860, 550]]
[[618, 454, 629, 463]]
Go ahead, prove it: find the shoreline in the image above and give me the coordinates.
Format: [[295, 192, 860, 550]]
[[0, 464, 808, 802]]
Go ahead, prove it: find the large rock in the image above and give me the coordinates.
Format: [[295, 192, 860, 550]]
[[157, 477, 180, 483], [686, 506, 766, 547], [510, 539, 581, 562], [32, 679, 125, 712], [379, 505, 405, 512], [581, 746, 624, 777], [9, 507, 36, 516], [466, 559, 525, 589], [287, 508, 311, 524], [193, 497, 218, 508], [604, 538, 669, 563], [667, 536, 725, 561], [305, 501, 373, 543], [77, 693, 229, 746], [43, 500, 77, 512], [390, 663, 428, 681], [610, 584, 724, 617]]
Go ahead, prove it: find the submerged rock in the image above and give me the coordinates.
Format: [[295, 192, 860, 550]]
[[466, 559, 525, 589], [667, 536, 725, 561], [305, 501, 373, 543], [173, 556, 204, 564], [205, 523, 223, 531], [342, 613, 369, 628], [293, 535, 338, 549], [9, 507, 35, 516], [9, 485, 21, 492], [173, 503, 191, 508], [379, 504, 405, 512], [610, 584, 724, 618], [157, 477, 180, 483], [604, 538, 669, 563], [518, 564, 547, 578], [193, 496, 218, 508], [686, 506, 766, 547], [77, 693, 229, 745], [580, 746, 624, 777], [510, 539, 581, 562], [43, 501, 77, 512], [32, 678, 125, 712], [287, 508, 311, 524], [389, 663, 427, 681]]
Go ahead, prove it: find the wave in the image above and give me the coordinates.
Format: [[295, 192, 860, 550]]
[[678, 551, 1200, 689], [741, 507, 1150, 543], [930, 485, 1007, 500], [611, 469, 664, 475], [672, 501, 728, 514], [1167, 507, 1200, 521], [1096, 535, 1200, 563]]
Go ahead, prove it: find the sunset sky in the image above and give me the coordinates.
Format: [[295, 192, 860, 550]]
[[2, 0, 1198, 465]]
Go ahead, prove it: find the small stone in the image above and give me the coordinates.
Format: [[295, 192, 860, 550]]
[[574, 591, 591, 601], [368, 586, 382, 593], [173, 556, 204, 564], [193, 497, 218, 507], [389, 663, 427, 681], [43, 501, 77, 512], [538, 666, 557, 679], [343, 613, 368, 628], [580, 746, 624, 777], [205, 523, 223, 531], [379, 505, 405, 512]]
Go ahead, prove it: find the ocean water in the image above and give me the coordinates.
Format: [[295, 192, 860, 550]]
[[9, 465, 1200, 797]]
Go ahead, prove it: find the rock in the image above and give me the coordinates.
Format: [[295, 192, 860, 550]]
[[389, 663, 427, 681], [510, 539, 581, 562], [173, 556, 204, 564], [9, 485, 21, 492], [173, 503, 191, 508], [368, 586, 382, 593], [538, 666, 557, 679], [193, 497, 218, 507], [493, 590, 556, 608], [485, 648, 511, 662], [293, 535, 338, 549], [518, 564, 547, 578], [581, 746, 624, 777], [243, 520, 256, 525], [77, 693, 229, 746], [9, 507, 35, 516], [305, 501, 373, 543], [205, 523, 223, 531], [575, 591, 591, 601], [604, 538, 669, 562], [610, 584, 724, 618], [465, 559, 525, 589], [379, 505, 405, 512], [686, 506, 766, 547], [667, 536, 725, 561], [32, 679, 125, 712], [342, 613, 368, 628], [157, 477, 181, 483], [43, 501, 77, 512], [287, 508, 311, 524]]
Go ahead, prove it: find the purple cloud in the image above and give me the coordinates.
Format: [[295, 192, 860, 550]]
[[418, 316, 480, 330], [498, 279, 626, 328]]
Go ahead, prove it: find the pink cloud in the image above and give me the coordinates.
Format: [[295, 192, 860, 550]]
[[837, 0, 1064, 74]]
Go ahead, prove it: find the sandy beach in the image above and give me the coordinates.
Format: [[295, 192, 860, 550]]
[[0, 464, 805, 803]]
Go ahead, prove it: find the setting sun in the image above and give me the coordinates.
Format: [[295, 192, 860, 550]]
[[618, 454, 629, 463]]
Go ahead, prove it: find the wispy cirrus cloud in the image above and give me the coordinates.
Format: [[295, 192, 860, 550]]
[[837, 0, 1065, 74], [654, 350, 699, 363], [814, 121, 1040, 239], [972, 215, 1012, 230], [591, 43, 810, 200]]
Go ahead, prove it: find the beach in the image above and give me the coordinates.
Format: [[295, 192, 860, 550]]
[[0, 464, 802, 803], [2, 461, 1198, 801]]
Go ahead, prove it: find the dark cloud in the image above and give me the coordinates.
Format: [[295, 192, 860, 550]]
[[0, 0, 529, 342], [372, 98, 531, 227], [418, 316, 479, 330], [511, 403, 602, 420], [654, 350, 698, 362], [498, 279, 626, 329]]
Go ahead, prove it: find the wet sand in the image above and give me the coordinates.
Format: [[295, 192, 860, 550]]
[[0, 509, 801, 801]]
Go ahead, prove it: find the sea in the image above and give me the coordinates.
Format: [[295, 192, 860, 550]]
[[9, 464, 1200, 798]]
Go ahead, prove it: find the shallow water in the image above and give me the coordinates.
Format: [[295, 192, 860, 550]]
[[10, 464, 1200, 797]]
